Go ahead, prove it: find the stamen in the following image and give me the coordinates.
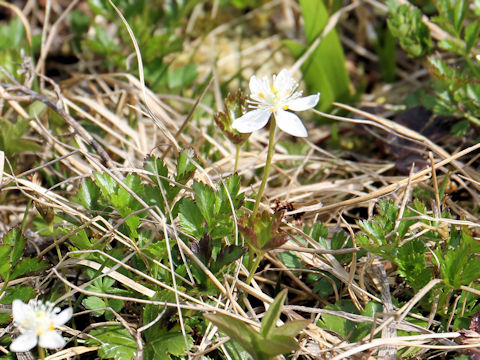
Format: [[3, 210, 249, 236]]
[[283, 105, 289, 110], [259, 92, 265, 98]]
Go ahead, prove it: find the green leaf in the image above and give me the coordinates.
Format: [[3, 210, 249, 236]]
[[204, 313, 259, 356], [396, 239, 432, 291], [167, 63, 197, 89], [277, 251, 303, 269], [178, 198, 204, 239], [317, 300, 358, 338], [255, 334, 299, 357], [94, 172, 118, 202], [436, 229, 480, 288], [144, 156, 169, 184], [5, 138, 43, 153], [87, 325, 137, 360], [0, 245, 11, 279], [74, 178, 102, 211], [175, 148, 197, 185], [10, 257, 48, 280], [260, 289, 287, 338], [387, 1, 433, 57], [0, 286, 36, 304], [192, 181, 215, 226], [270, 320, 310, 338], [239, 211, 288, 251], [145, 326, 192, 360], [453, 0, 467, 33], [211, 245, 246, 274], [69, 229, 93, 250], [3, 227, 25, 266], [284, 0, 351, 111], [351, 301, 383, 341], [82, 296, 107, 316], [216, 174, 244, 215], [465, 21, 480, 53], [438, 39, 461, 54]]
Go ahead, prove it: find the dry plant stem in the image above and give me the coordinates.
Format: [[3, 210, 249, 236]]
[[0, 81, 115, 171], [252, 117, 277, 218]]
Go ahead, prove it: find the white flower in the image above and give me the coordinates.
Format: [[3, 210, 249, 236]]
[[232, 69, 319, 137], [10, 299, 72, 352]]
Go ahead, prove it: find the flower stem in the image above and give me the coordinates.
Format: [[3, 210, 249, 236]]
[[246, 251, 264, 285], [38, 345, 46, 360], [252, 117, 276, 218], [234, 144, 241, 173]]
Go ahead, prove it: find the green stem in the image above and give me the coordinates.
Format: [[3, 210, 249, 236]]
[[252, 117, 276, 218], [246, 251, 264, 285], [234, 144, 241, 173], [38, 345, 46, 360]]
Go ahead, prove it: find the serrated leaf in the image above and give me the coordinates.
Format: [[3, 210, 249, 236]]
[[396, 239, 431, 291], [10, 257, 48, 280], [178, 198, 204, 239], [356, 235, 397, 262], [215, 174, 244, 215], [311, 222, 328, 242], [82, 296, 106, 316], [87, 325, 137, 360], [260, 289, 287, 338], [94, 172, 120, 207], [3, 227, 25, 266], [438, 39, 460, 54], [0, 286, 36, 304], [175, 148, 197, 185], [0, 245, 12, 279], [144, 155, 169, 183], [192, 181, 215, 226], [145, 327, 192, 360]]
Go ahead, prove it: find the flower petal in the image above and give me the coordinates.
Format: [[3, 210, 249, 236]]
[[12, 300, 33, 325], [10, 333, 38, 352], [53, 307, 73, 327], [39, 331, 66, 349], [232, 109, 272, 133], [275, 110, 308, 137], [286, 93, 320, 111], [274, 69, 296, 92], [249, 76, 268, 97]]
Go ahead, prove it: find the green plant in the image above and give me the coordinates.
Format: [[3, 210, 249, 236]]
[[205, 289, 309, 360], [388, 0, 480, 132], [284, 0, 352, 111]]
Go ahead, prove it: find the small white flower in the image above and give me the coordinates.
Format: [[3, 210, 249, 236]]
[[232, 69, 319, 137], [10, 299, 73, 352]]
